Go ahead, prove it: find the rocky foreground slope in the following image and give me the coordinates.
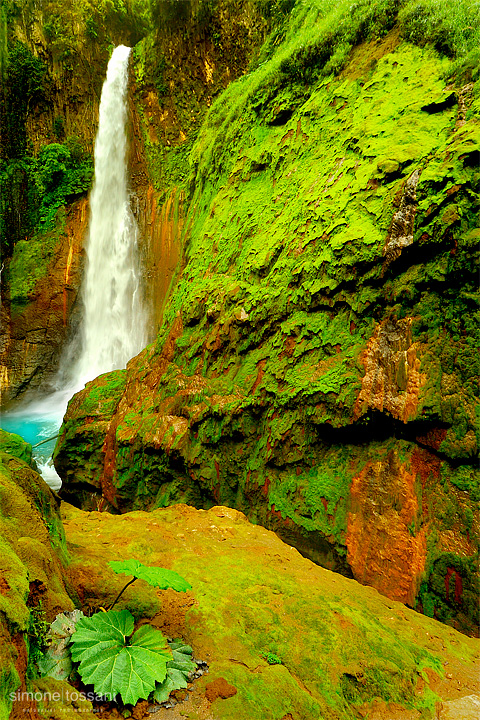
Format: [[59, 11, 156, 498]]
[[55, 9, 480, 635], [1, 432, 479, 720]]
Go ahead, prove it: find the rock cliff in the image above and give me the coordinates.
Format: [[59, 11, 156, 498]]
[[1, 1, 479, 637], [55, 3, 480, 636], [1, 430, 479, 720]]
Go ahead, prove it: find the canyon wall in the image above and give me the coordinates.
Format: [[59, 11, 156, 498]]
[[55, 5, 479, 636], [1, 2, 478, 635], [1, 0, 267, 401]]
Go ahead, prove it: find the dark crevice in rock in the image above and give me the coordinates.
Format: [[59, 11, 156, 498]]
[[268, 108, 295, 126], [380, 236, 457, 283], [421, 92, 457, 113], [269, 521, 354, 577], [462, 149, 480, 168]]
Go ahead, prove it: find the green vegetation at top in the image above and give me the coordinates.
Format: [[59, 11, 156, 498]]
[[3, 0, 152, 56], [191, 0, 480, 189], [148, 0, 293, 35], [4, 137, 93, 308]]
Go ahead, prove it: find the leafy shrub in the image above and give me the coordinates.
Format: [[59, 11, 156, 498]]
[[39, 144, 71, 193], [37, 561, 197, 707], [71, 609, 171, 704], [261, 650, 282, 665], [36, 141, 93, 230], [5, 40, 46, 106]]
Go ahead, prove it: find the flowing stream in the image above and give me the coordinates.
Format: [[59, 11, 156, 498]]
[[1, 45, 147, 490]]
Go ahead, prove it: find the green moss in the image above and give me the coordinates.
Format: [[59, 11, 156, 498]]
[[8, 213, 66, 312], [78, 370, 127, 416], [442, 465, 480, 500], [0, 429, 35, 467], [56, 0, 479, 636], [0, 656, 20, 720]]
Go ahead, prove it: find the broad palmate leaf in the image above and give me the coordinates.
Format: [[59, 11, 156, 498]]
[[109, 559, 192, 592], [70, 609, 171, 704], [38, 610, 85, 680], [153, 640, 197, 703]]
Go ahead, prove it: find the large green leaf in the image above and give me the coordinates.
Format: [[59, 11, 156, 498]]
[[70, 609, 171, 704], [109, 560, 192, 592], [153, 640, 197, 704], [37, 610, 85, 680]]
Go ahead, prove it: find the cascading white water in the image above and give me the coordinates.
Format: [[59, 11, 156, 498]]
[[73, 44, 147, 385], [1, 46, 148, 491]]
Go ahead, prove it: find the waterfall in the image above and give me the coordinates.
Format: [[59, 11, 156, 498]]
[[72, 44, 147, 385], [1, 46, 148, 490]]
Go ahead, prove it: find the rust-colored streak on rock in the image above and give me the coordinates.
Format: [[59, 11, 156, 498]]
[[100, 418, 120, 509], [251, 358, 266, 393], [416, 427, 448, 452], [63, 233, 75, 326], [445, 567, 463, 604], [355, 317, 426, 423], [139, 185, 184, 333], [346, 451, 427, 605]]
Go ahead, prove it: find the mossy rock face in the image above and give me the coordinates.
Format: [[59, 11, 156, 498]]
[[0, 434, 73, 720], [56, 30, 479, 634], [60, 501, 480, 720], [0, 429, 35, 468]]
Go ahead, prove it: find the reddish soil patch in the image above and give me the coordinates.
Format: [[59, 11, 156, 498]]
[[204, 678, 237, 702]]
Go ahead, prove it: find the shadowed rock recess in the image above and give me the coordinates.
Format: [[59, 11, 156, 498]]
[[52, 7, 479, 637]]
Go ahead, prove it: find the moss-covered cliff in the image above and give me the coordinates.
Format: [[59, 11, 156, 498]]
[[1, 429, 479, 720], [1, 0, 479, 638], [0, 430, 72, 719], [54, 0, 480, 636]]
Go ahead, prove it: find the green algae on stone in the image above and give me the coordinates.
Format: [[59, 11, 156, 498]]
[[56, 7, 480, 634], [0, 429, 35, 468], [0, 447, 73, 720], [61, 502, 480, 720]]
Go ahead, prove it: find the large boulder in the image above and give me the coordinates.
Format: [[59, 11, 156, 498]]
[[61, 501, 480, 720]]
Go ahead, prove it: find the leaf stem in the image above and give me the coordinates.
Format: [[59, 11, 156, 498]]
[[107, 577, 137, 611]]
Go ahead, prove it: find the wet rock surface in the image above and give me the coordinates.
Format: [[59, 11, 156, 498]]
[[56, 33, 479, 634], [59, 502, 480, 720]]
